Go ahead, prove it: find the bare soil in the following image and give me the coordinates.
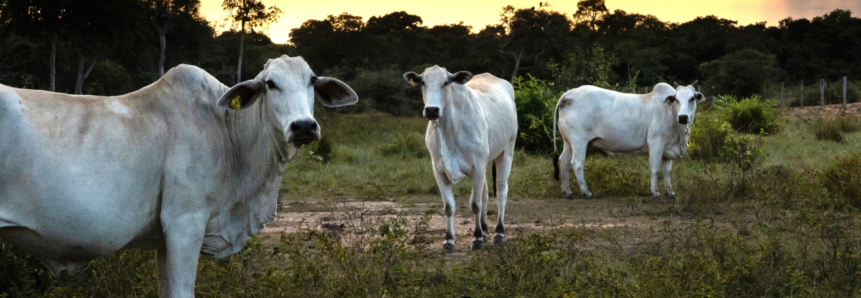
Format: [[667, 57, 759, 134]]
[[784, 102, 861, 119]]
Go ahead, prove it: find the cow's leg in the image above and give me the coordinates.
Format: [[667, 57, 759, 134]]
[[480, 180, 489, 237], [662, 159, 676, 199], [571, 139, 593, 199], [648, 146, 665, 199], [559, 140, 574, 199], [493, 145, 515, 244], [470, 166, 488, 250], [156, 212, 207, 298], [433, 170, 457, 253]]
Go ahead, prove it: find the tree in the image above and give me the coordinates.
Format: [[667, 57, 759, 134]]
[[222, 0, 281, 83], [573, 0, 608, 31], [496, 5, 571, 81], [148, 0, 199, 78], [0, 0, 32, 59], [700, 49, 784, 97]]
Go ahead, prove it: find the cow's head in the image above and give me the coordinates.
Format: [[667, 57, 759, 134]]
[[664, 80, 705, 125], [216, 55, 358, 155], [403, 66, 473, 120]]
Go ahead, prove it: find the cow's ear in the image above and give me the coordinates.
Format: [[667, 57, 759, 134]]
[[664, 95, 677, 104], [314, 76, 359, 108], [403, 72, 422, 87], [673, 81, 679, 88], [217, 79, 264, 110], [450, 71, 473, 85], [695, 92, 705, 102]]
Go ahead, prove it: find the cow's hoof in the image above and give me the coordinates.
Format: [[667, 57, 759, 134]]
[[472, 240, 485, 250], [443, 242, 456, 253], [666, 193, 677, 201], [564, 193, 574, 200], [583, 194, 594, 200], [493, 235, 506, 245]]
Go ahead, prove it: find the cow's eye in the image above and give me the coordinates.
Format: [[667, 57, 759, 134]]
[[310, 76, 318, 85], [266, 80, 278, 90], [443, 81, 449, 87]]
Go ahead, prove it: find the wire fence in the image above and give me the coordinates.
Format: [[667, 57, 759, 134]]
[[758, 77, 860, 108]]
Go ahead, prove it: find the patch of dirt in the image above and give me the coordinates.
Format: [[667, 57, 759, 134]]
[[783, 102, 861, 120]]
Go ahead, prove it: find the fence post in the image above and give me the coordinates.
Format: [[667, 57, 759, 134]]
[[800, 81, 804, 108], [843, 76, 847, 108], [780, 82, 785, 108], [820, 79, 825, 107], [712, 86, 715, 104]]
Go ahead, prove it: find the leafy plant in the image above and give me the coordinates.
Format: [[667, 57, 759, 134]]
[[713, 94, 780, 135], [512, 74, 561, 154]]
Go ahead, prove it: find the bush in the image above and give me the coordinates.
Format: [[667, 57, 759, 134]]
[[512, 74, 561, 154], [821, 153, 861, 206], [376, 132, 427, 158], [342, 67, 423, 116], [715, 95, 780, 135], [689, 111, 734, 161], [813, 117, 860, 143]]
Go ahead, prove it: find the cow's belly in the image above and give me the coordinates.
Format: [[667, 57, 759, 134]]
[[590, 137, 649, 156]]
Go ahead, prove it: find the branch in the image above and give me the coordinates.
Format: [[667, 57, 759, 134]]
[[518, 48, 548, 71]]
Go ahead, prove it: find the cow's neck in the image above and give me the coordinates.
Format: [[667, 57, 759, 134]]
[[666, 103, 691, 155], [210, 97, 283, 257]]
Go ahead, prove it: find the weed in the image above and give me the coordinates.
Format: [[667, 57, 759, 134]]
[[813, 117, 860, 142]]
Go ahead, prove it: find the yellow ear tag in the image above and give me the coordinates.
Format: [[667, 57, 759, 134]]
[[230, 96, 241, 111], [410, 78, 416, 87]]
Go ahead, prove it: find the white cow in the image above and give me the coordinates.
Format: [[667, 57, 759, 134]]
[[553, 82, 704, 199], [0, 55, 357, 297], [403, 66, 517, 252]]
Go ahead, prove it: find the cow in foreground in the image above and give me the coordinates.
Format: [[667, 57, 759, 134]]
[[552, 82, 704, 199], [403, 66, 517, 252], [0, 56, 357, 297]]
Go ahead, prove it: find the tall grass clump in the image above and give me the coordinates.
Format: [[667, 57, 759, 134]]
[[375, 132, 427, 158], [714, 94, 780, 134], [813, 117, 860, 143], [821, 152, 861, 206]]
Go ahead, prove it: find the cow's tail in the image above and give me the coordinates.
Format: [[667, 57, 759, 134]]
[[552, 96, 561, 181], [492, 163, 497, 197]]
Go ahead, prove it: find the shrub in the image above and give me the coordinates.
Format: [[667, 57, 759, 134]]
[[715, 95, 780, 135], [310, 136, 336, 163], [689, 111, 734, 161], [813, 117, 860, 143], [821, 152, 861, 206], [343, 67, 422, 116], [512, 74, 561, 154], [376, 132, 427, 158]]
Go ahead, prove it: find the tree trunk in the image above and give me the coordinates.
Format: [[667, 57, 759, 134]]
[[236, 19, 245, 84], [510, 48, 524, 81], [158, 32, 166, 77], [74, 46, 98, 95], [49, 33, 57, 92]]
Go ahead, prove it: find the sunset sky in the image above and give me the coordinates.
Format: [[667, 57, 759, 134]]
[[198, 0, 861, 44]]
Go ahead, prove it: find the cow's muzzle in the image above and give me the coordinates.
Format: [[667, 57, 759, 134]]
[[289, 119, 319, 146], [424, 106, 440, 120], [678, 115, 689, 125]]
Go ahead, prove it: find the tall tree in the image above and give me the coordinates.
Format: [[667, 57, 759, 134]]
[[497, 5, 571, 80], [0, 0, 32, 60], [148, 0, 199, 78], [573, 0, 608, 31], [222, 0, 281, 83], [30, 0, 67, 91]]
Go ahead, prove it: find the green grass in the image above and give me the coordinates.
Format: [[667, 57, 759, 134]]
[[3, 110, 861, 297]]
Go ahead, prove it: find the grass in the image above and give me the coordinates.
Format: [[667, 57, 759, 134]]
[[3, 109, 861, 297]]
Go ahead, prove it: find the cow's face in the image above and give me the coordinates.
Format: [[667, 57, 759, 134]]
[[665, 83, 705, 125], [216, 55, 358, 149], [403, 66, 473, 120]]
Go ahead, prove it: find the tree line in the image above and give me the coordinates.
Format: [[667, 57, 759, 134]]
[[1, 0, 860, 101]]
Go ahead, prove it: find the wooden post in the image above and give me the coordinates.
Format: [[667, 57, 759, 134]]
[[820, 79, 825, 106], [800, 81, 803, 108], [780, 82, 785, 108], [711, 86, 715, 104], [843, 76, 847, 107]]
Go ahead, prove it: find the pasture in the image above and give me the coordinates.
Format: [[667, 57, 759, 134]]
[[2, 102, 861, 297]]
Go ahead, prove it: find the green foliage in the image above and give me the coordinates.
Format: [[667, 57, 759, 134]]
[[814, 117, 860, 143], [342, 67, 422, 116], [821, 153, 861, 206], [689, 111, 734, 161], [700, 49, 784, 97], [512, 74, 561, 153], [376, 132, 427, 158], [714, 94, 780, 135], [548, 43, 616, 92]]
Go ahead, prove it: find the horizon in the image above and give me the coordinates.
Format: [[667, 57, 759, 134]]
[[198, 0, 861, 44]]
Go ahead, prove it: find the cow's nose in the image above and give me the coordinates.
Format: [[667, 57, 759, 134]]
[[678, 115, 689, 125], [424, 106, 440, 120], [289, 120, 319, 145]]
